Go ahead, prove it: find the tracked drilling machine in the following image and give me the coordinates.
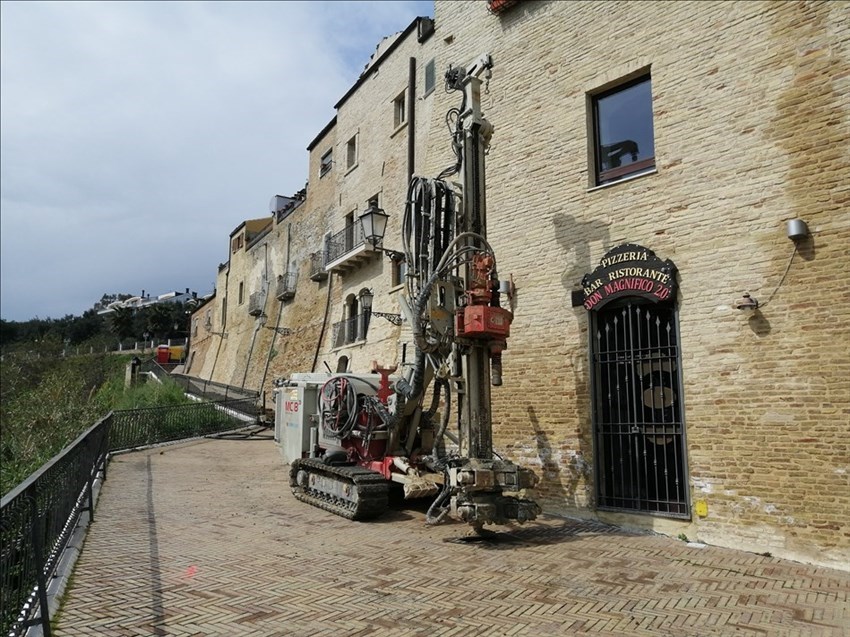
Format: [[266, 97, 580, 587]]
[[285, 55, 540, 529]]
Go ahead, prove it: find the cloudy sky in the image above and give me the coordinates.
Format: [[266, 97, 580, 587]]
[[0, 0, 432, 322]]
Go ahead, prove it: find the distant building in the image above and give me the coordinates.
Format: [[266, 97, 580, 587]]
[[96, 288, 198, 315]]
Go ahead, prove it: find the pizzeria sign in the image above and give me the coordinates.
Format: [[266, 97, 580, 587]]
[[579, 243, 677, 311]]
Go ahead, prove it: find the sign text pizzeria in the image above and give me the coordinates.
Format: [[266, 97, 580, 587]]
[[579, 243, 677, 311]]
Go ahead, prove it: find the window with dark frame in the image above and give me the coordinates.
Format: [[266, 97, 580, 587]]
[[424, 59, 435, 96], [346, 135, 357, 170], [393, 91, 406, 128], [392, 259, 407, 287], [320, 149, 333, 177], [592, 74, 655, 186]]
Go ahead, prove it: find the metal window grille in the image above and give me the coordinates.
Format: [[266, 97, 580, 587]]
[[591, 302, 689, 518]]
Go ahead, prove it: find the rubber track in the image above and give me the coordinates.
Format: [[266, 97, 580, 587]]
[[289, 458, 389, 521]]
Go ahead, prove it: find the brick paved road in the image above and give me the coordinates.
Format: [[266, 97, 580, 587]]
[[55, 437, 849, 636]]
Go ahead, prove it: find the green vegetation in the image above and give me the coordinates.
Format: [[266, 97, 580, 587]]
[[0, 353, 190, 496]]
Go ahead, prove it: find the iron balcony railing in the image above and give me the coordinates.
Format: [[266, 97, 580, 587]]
[[275, 272, 297, 301], [331, 313, 369, 348], [309, 252, 327, 281], [248, 292, 264, 316], [326, 220, 366, 264], [0, 398, 259, 637]]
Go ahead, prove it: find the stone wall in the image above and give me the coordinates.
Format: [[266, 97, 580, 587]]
[[186, 2, 849, 569]]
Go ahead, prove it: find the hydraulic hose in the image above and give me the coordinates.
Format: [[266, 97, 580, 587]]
[[432, 379, 451, 458]]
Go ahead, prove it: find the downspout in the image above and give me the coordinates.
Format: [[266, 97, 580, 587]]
[[241, 243, 269, 389], [311, 273, 334, 373], [260, 225, 291, 391], [210, 265, 229, 384], [408, 57, 416, 183]]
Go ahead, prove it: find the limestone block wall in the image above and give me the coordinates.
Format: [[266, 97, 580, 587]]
[[185, 294, 217, 377], [425, 0, 849, 568], [309, 21, 439, 377]]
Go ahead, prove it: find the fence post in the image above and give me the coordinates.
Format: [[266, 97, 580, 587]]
[[85, 438, 96, 524], [28, 496, 53, 637], [102, 415, 111, 481]]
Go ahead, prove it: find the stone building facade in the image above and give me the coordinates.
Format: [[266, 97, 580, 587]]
[[188, 2, 849, 569]]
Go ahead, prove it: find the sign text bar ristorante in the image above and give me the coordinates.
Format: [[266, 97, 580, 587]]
[[579, 243, 677, 311]]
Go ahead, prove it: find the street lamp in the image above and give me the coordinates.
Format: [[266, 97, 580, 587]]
[[359, 288, 403, 326], [358, 202, 405, 261], [359, 288, 374, 313], [359, 202, 389, 246]]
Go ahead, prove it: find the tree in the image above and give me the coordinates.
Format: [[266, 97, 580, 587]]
[[109, 306, 136, 341], [146, 304, 173, 340], [68, 310, 105, 344]]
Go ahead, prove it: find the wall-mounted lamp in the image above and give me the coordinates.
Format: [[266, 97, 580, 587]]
[[734, 218, 809, 314], [359, 202, 406, 261], [733, 293, 760, 312], [787, 219, 809, 242], [359, 288, 403, 325]]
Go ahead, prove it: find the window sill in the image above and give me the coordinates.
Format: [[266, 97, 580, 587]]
[[422, 87, 435, 99], [390, 121, 408, 139], [388, 283, 405, 294], [330, 338, 366, 353], [587, 168, 657, 193], [345, 162, 358, 177]]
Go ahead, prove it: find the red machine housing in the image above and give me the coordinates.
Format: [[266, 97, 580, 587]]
[[457, 305, 512, 339]]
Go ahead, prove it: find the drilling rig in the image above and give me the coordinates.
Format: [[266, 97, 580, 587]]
[[281, 55, 540, 529]]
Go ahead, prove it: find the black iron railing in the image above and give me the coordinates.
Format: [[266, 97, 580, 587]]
[[309, 252, 327, 281], [331, 313, 369, 348], [0, 398, 258, 637], [109, 398, 258, 451], [326, 220, 366, 264], [1, 416, 110, 637], [168, 373, 260, 402], [248, 292, 265, 316], [275, 272, 297, 301]]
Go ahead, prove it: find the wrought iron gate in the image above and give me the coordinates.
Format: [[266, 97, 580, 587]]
[[591, 301, 689, 517]]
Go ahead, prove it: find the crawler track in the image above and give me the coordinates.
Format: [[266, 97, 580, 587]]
[[289, 458, 389, 520]]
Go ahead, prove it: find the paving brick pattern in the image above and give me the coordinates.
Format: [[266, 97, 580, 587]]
[[55, 438, 850, 636]]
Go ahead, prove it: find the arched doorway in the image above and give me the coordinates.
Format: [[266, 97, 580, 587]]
[[579, 243, 689, 518]]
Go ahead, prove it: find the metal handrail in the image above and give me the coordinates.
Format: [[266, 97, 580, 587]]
[[0, 398, 259, 637], [1, 415, 111, 637], [169, 373, 260, 402]]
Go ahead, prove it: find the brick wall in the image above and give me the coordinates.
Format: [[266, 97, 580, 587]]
[[424, 0, 849, 568]]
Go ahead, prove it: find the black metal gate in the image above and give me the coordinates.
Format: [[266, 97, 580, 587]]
[[591, 301, 689, 517]]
